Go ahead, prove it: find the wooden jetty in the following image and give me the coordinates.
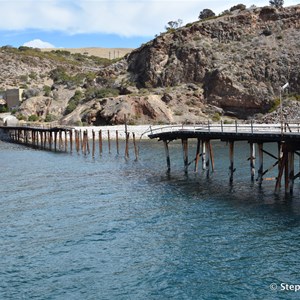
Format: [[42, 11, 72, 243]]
[[0, 124, 139, 160], [147, 122, 300, 194]]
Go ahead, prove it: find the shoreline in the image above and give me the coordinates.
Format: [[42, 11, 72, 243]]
[[72, 125, 163, 140]]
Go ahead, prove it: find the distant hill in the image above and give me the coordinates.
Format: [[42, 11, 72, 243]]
[[2, 5, 300, 126], [41, 47, 133, 59]]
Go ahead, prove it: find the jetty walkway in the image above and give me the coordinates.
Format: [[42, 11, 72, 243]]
[[147, 122, 300, 194], [2, 121, 300, 194]]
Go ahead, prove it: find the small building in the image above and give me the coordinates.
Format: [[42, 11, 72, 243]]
[[5, 88, 24, 109]]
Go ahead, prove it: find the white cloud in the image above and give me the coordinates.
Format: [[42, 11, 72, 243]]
[[1, 0, 300, 37], [23, 39, 55, 48]]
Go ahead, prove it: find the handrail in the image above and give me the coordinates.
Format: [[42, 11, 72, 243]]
[[144, 122, 300, 136]]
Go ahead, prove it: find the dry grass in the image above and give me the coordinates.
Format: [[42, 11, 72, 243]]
[[41, 47, 133, 59]]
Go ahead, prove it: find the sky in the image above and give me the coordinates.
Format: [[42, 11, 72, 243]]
[[0, 0, 299, 50]]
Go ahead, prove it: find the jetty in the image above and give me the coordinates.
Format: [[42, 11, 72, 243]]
[[0, 124, 140, 160], [147, 122, 300, 194]]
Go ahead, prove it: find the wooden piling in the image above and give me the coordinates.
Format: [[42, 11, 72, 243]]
[[182, 138, 189, 174], [125, 132, 130, 159], [92, 130, 95, 158], [54, 131, 58, 152], [75, 130, 79, 153], [64, 130, 68, 152], [164, 140, 171, 173], [133, 132, 138, 161], [59, 130, 63, 150], [79, 130, 83, 152], [108, 130, 111, 154], [194, 138, 201, 172], [82, 130, 87, 155], [201, 140, 206, 170], [86, 130, 90, 154], [288, 150, 294, 194], [257, 143, 263, 185], [208, 140, 214, 172], [250, 142, 255, 181], [99, 130, 103, 155], [69, 130, 73, 153], [229, 141, 234, 183], [116, 130, 119, 155]]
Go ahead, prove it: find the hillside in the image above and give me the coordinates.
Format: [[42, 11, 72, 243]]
[[1, 5, 300, 125], [41, 47, 133, 59]]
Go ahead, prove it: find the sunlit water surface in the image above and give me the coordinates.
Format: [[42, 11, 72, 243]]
[[1, 139, 300, 299]]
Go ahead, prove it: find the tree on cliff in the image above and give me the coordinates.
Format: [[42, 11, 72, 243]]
[[165, 19, 183, 31], [198, 9, 215, 20], [269, 0, 284, 8]]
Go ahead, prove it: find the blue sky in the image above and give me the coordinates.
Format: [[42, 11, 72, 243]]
[[0, 0, 299, 50]]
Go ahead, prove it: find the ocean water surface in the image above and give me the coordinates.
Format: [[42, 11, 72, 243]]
[[1, 138, 300, 299]]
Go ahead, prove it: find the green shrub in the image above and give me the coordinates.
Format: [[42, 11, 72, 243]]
[[43, 85, 51, 97], [212, 112, 221, 121], [64, 90, 84, 115], [85, 87, 119, 101], [0, 105, 8, 113], [269, 98, 280, 113], [28, 114, 39, 122], [44, 114, 57, 122]]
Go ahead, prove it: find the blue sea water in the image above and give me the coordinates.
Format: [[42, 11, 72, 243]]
[[1, 138, 300, 299]]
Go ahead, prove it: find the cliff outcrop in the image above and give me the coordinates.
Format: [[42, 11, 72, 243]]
[[1, 5, 300, 125]]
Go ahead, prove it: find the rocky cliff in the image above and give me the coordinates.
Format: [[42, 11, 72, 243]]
[[2, 5, 300, 125]]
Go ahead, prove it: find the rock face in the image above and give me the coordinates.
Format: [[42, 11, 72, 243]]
[[2, 5, 300, 125], [126, 5, 300, 117]]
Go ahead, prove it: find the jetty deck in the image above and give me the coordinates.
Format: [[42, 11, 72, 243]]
[[147, 122, 300, 194]]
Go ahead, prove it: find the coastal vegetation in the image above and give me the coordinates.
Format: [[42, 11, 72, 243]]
[[0, 3, 299, 126]]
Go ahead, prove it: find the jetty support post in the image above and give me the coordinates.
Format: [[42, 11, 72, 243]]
[[99, 130, 103, 156], [92, 129, 95, 158], [54, 130, 58, 152], [69, 130, 73, 153], [108, 130, 111, 154], [86, 130, 90, 154], [133, 132, 139, 161], [229, 141, 235, 183], [163, 140, 171, 173], [207, 140, 214, 172], [194, 138, 201, 172], [182, 138, 189, 174], [64, 130, 68, 152], [125, 132, 130, 159], [250, 142, 256, 181], [116, 130, 119, 155], [257, 143, 264, 185], [275, 144, 287, 193], [201, 140, 206, 170], [288, 150, 295, 194]]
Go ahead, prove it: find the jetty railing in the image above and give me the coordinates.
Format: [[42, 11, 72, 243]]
[[144, 121, 300, 136]]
